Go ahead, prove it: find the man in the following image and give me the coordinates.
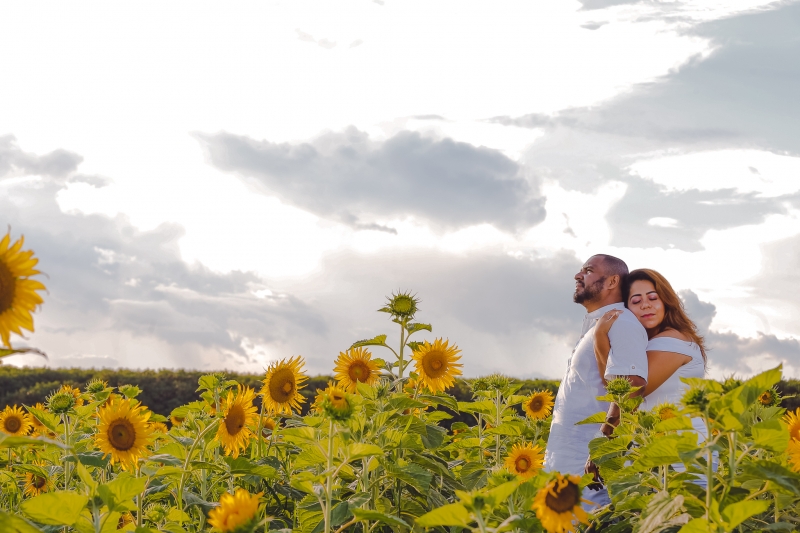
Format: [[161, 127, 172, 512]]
[[543, 254, 648, 509]]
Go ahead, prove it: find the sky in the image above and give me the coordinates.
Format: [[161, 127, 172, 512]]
[[1, 0, 799, 380]]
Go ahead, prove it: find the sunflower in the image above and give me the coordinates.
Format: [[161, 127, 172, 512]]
[[759, 388, 780, 407], [333, 347, 380, 393], [504, 442, 545, 479], [170, 415, 184, 427], [118, 512, 135, 530], [318, 381, 355, 421], [58, 385, 85, 408], [0, 405, 32, 436], [261, 356, 308, 416], [254, 415, 277, 437], [381, 291, 419, 320], [788, 439, 800, 473], [524, 390, 555, 420], [85, 378, 109, 395], [23, 471, 50, 497], [208, 488, 262, 532], [532, 474, 589, 533], [0, 232, 46, 349], [411, 338, 462, 393], [150, 421, 169, 434], [654, 403, 677, 421], [785, 408, 800, 442], [95, 396, 155, 470], [215, 386, 258, 458]]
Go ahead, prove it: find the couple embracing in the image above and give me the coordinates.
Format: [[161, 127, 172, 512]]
[[543, 254, 708, 509]]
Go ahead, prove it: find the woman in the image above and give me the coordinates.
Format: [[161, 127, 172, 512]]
[[594, 268, 706, 407], [593, 268, 712, 484]]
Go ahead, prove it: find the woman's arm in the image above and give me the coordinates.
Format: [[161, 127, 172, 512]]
[[593, 310, 620, 384], [643, 350, 691, 397]]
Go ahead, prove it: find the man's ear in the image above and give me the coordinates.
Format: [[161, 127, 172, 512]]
[[606, 275, 620, 291]]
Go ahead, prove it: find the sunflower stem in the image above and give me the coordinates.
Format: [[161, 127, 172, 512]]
[[705, 410, 713, 521], [324, 419, 334, 533], [397, 319, 406, 382], [177, 419, 219, 514], [495, 388, 502, 464], [62, 414, 71, 490], [136, 465, 143, 528]]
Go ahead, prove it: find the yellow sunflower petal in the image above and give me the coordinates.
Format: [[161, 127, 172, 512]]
[[215, 385, 259, 458], [94, 396, 155, 470], [261, 356, 308, 416], [333, 347, 381, 393], [208, 488, 262, 532]]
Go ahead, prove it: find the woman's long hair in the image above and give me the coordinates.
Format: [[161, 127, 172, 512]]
[[623, 268, 707, 364]]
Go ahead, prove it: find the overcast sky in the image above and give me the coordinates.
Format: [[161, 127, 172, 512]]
[[2, 0, 799, 380]]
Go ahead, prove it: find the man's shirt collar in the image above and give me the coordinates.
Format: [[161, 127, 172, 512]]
[[586, 302, 625, 320]]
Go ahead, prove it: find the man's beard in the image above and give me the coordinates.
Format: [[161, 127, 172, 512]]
[[573, 276, 606, 304]]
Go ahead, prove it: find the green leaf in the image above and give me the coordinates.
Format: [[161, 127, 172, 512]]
[[388, 397, 428, 410], [484, 421, 525, 436], [575, 411, 607, 425], [486, 480, 520, 507], [421, 424, 447, 449], [419, 394, 459, 412], [98, 472, 147, 512], [345, 443, 383, 462], [66, 451, 110, 468], [406, 323, 432, 335], [385, 462, 433, 494], [166, 508, 192, 523], [459, 461, 488, 490], [350, 335, 388, 349], [457, 400, 495, 416], [721, 500, 771, 529], [290, 472, 319, 495], [281, 426, 317, 444], [740, 461, 800, 494], [0, 347, 47, 360], [351, 508, 410, 528], [653, 416, 694, 432], [678, 518, 712, 533], [751, 419, 789, 452], [355, 382, 378, 399], [0, 434, 69, 450], [21, 491, 89, 526], [0, 511, 43, 533], [118, 384, 142, 399], [634, 434, 697, 468], [23, 404, 59, 433], [416, 503, 471, 528], [633, 491, 689, 533]]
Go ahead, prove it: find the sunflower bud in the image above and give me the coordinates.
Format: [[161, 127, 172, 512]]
[[85, 378, 108, 395], [46, 391, 75, 414], [320, 382, 355, 421], [145, 502, 168, 523], [486, 374, 510, 391], [654, 403, 677, 421], [682, 387, 709, 411], [758, 388, 781, 407], [721, 375, 743, 392], [470, 377, 491, 393], [380, 291, 419, 320], [605, 377, 632, 396]]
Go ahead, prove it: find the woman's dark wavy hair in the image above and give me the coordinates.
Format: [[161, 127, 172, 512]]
[[622, 268, 707, 365]]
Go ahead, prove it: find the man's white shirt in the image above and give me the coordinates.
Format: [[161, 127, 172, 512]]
[[544, 302, 648, 476]]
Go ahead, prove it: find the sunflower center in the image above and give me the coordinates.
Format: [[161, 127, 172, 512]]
[[4, 416, 21, 433], [545, 481, 581, 513], [0, 261, 14, 313], [349, 362, 368, 382], [424, 351, 447, 378], [33, 475, 46, 489], [108, 418, 136, 451], [269, 368, 296, 402], [515, 457, 530, 472], [225, 405, 245, 436], [530, 398, 543, 412]]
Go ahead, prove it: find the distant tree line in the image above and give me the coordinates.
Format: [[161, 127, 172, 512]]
[[1, 366, 797, 427]]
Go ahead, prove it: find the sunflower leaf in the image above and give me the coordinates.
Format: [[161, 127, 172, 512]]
[[351, 508, 410, 528], [415, 503, 471, 528], [0, 347, 47, 360], [20, 491, 89, 526], [0, 434, 70, 450], [23, 404, 59, 433], [406, 323, 432, 335], [575, 411, 607, 425], [350, 335, 388, 349], [0, 511, 42, 533]]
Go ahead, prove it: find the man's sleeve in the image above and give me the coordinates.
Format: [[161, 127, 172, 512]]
[[604, 318, 648, 382]]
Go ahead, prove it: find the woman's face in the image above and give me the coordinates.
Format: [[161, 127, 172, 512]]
[[627, 279, 665, 331]]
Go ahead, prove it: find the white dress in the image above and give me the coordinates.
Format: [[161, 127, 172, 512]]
[[641, 336, 712, 484]]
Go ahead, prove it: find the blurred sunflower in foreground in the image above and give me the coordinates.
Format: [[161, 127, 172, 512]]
[[262, 356, 308, 416], [412, 338, 462, 393], [0, 232, 46, 349], [208, 488, 262, 533], [532, 473, 588, 533], [333, 347, 380, 393]]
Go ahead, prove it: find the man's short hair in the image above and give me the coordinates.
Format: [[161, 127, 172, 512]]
[[594, 254, 629, 281]]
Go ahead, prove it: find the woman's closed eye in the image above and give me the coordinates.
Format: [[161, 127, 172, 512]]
[[630, 296, 642, 305]]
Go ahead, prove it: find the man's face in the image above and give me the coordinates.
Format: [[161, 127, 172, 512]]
[[573, 257, 607, 304]]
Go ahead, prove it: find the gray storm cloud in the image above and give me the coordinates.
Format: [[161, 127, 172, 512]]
[[195, 128, 545, 234]]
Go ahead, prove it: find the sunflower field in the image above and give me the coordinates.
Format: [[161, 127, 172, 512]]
[[2, 232, 800, 533]]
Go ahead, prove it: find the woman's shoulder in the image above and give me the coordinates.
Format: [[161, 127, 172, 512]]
[[651, 328, 690, 341]]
